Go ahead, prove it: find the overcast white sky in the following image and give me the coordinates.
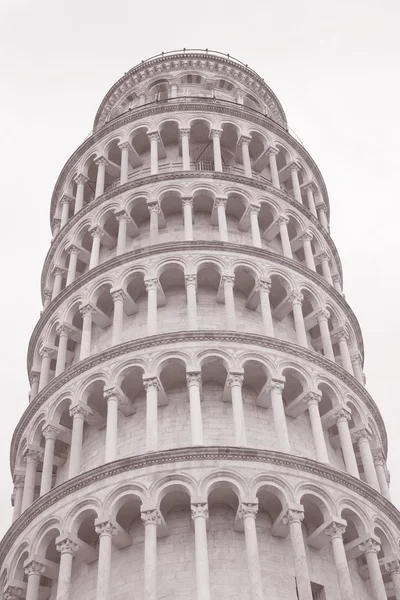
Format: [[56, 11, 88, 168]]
[[0, 0, 399, 539]]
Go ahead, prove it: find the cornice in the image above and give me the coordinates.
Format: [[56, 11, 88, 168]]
[[33, 241, 359, 370], [15, 331, 385, 473], [2, 446, 398, 569], [93, 51, 287, 129], [49, 100, 331, 220], [44, 171, 340, 290]]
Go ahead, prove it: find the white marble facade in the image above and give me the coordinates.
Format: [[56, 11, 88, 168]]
[[1, 50, 399, 600]]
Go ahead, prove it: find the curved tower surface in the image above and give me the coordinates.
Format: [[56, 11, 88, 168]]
[[2, 50, 400, 600]]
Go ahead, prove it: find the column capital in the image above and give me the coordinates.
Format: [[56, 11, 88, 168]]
[[239, 502, 258, 519], [305, 391, 322, 407], [373, 451, 386, 467], [283, 507, 304, 525], [23, 448, 42, 464], [147, 201, 161, 214], [185, 273, 197, 287], [24, 560, 46, 576], [143, 377, 160, 391], [144, 277, 159, 292], [74, 173, 89, 185], [147, 131, 160, 142], [89, 225, 105, 238], [30, 370, 40, 384], [210, 128, 223, 139], [79, 303, 96, 318], [13, 474, 25, 488], [354, 429, 372, 443], [103, 385, 124, 403], [179, 128, 191, 138], [66, 244, 81, 256], [43, 288, 52, 301], [332, 273, 341, 284], [118, 141, 131, 151], [42, 424, 60, 441], [384, 559, 400, 575], [221, 274, 235, 287], [191, 502, 209, 519], [95, 520, 117, 537], [289, 161, 301, 172], [182, 196, 193, 207], [325, 520, 347, 540], [60, 194, 74, 206], [303, 180, 317, 192], [4, 585, 24, 600], [316, 251, 330, 263], [248, 203, 260, 216], [110, 288, 127, 302], [186, 372, 201, 387], [300, 230, 313, 242], [351, 352, 362, 366], [52, 266, 65, 278], [334, 407, 352, 424], [316, 203, 327, 213], [56, 323, 72, 338], [227, 372, 244, 388], [52, 218, 61, 231], [256, 278, 271, 294], [141, 508, 161, 525], [277, 214, 289, 226], [215, 196, 228, 208], [238, 135, 252, 145], [359, 538, 381, 555], [95, 156, 109, 167], [336, 327, 349, 342], [288, 290, 303, 306], [69, 404, 90, 419], [269, 377, 285, 393], [266, 146, 279, 156], [316, 308, 330, 323], [114, 209, 130, 222], [39, 346, 55, 360], [56, 537, 79, 555]]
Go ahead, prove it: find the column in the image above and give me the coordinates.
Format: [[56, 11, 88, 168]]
[[55, 538, 79, 600], [228, 373, 246, 446], [210, 129, 223, 172], [316, 309, 334, 360], [141, 509, 161, 600], [180, 129, 191, 170], [239, 503, 264, 600], [283, 508, 312, 600], [222, 275, 236, 330], [268, 378, 290, 453], [289, 292, 308, 348], [333, 274, 342, 293], [182, 197, 194, 240], [94, 521, 117, 600], [145, 278, 158, 335], [111, 289, 126, 345], [187, 373, 203, 445], [52, 267, 63, 299], [39, 348, 54, 391], [148, 132, 160, 174], [356, 430, 380, 490], [68, 405, 88, 478], [316, 204, 329, 230], [301, 231, 316, 271], [104, 388, 120, 462], [384, 560, 400, 600], [40, 425, 60, 496], [79, 305, 94, 360], [12, 475, 24, 522], [115, 210, 129, 255], [249, 205, 261, 247], [66, 246, 80, 286], [351, 353, 364, 384], [143, 378, 159, 452], [89, 226, 104, 269], [317, 252, 333, 285], [278, 216, 293, 258], [359, 539, 387, 600], [148, 202, 160, 244], [306, 392, 328, 463], [267, 147, 280, 189], [30, 372, 40, 400], [43, 289, 52, 310], [258, 279, 274, 336], [185, 274, 198, 330], [335, 409, 359, 478], [216, 197, 228, 241], [337, 329, 353, 374], [191, 503, 211, 600], [55, 325, 71, 377], [304, 183, 317, 217], [325, 522, 356, 600], [95, 157, 108, 198], [239, 136, 252, 177], [24, 561, 45, 600], [289, 164, 302, 203], [373, 453, 391, 500], [60, 196, 72, 228], [118, 141, 130, 184], [74, 174, 89, 213], [21, 449, 41, 512]]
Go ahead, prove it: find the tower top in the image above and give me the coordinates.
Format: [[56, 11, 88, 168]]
[[93, 49, 287, 132]]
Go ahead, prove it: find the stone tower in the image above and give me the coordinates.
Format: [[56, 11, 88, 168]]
[[1, 50, 399, 600]]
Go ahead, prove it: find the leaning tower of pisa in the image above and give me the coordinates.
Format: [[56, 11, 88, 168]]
[[2, 49, 400, 600]]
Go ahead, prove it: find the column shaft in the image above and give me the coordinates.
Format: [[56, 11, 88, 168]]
[[249, 208, 261, 247], [290, 166, 302, 203], [269, 380, 290, 453], [40, 428, 58, 495], [141, 510, 160, 600], [119, 144, 130, 184], [145, 280, 158, 335], [95, 158, 107, 198], [317, 311, 334, 360], [192, 504, 211, 600], [327, 526, 356, 600], [307, 396, 328, 463], [144, 379, 158, 452], [336, 411, 359, 478], [279, 217, 292, 258], [216, 199, 228, 241], [68, 406, 87, 478], [258, 281, 274, 336], [285, 511, 312, 600], [211, 131, 222, 172], [55, 328, 69, 376], [111, 291, 125, 345], [116, 213, 128, 255], [240, 504, 264, 600], [79, 307, 93, 360], [149, 134, 159, 174], [223, 276, 236, 330], [187, 374, 203, 445], [268, 150, 280, 188], [182, 198, 193, 240], [357, 432, 380, 490], [229, 375, 246, 446], [291, 294, 308, 348], [105, 395, 119, 462], [66, 248, 79, 286], [95, 523, 116, 600]]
